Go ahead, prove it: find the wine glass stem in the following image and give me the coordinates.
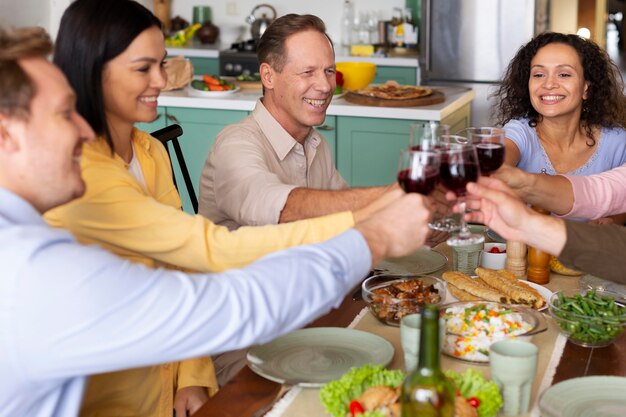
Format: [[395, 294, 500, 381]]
[[458, 199, 470, 238]]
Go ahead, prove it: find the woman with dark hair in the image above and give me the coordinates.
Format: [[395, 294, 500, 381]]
[[492, 32, 626, 223], [47, 0, 384, 416]]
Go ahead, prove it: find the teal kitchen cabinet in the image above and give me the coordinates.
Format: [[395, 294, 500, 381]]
[[335, 103, 470, 187], [165, 107, 248, 213], [373, 66, 418, 85], [336, 117, 413, 187], [188, 57, 219, 76], [315, 115, 337, 165]]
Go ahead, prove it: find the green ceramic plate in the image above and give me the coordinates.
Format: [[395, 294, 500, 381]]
[[539, 376, 626, 417], [246, 328, 394, 387]]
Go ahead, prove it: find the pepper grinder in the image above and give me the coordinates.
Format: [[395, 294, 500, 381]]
[[527, 206, 551, 284], [505, 240, 527, 278]]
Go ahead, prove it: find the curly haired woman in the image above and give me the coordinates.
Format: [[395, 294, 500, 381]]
[[493, 32, 626, 223]]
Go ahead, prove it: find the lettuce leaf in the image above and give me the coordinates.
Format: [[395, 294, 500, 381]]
[[445, 369, 503, 417], [319, 365, 404, 417]]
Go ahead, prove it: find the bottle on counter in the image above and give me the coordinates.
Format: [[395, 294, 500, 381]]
[[527, 206, 551, 284], [401, 305, 455, 417], [341, 0, 355, 46], [505, 240, 527, 278]]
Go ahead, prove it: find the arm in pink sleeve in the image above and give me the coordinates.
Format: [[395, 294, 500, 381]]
[[561, 164, 626, 219]]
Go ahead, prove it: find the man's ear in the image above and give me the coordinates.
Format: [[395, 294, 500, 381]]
[[259, 62, 274, 90], [0, 115, 22, 152]]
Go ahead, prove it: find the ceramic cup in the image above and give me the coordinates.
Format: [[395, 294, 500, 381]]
[[480, 242, 507, 270], [400, 313, 445, 372], [489, 340, 538, 416], [450, 241, 484, 275]]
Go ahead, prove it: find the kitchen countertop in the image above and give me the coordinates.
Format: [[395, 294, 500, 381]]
[[166, 42, 419, 67], [158, 85, 474, 121]]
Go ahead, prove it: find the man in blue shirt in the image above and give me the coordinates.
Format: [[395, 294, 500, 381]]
[[0, 27, 432, 417]]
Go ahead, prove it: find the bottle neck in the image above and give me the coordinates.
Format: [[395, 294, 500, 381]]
[[417, 305, 440, 371]]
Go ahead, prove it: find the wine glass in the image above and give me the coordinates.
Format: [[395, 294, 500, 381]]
[[425, 135, 469, 232], [397, 149, 441, 195], [461, 127, 506, 175], [409, 122, 450, 151], [438, 143, 485, 246]]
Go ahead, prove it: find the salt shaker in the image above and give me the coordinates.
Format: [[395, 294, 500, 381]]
[[505, 240, 527, 278]]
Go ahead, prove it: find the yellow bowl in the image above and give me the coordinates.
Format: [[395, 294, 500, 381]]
[[336, 62, 376, 91]]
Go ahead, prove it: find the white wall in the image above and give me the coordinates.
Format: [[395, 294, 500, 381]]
[[166, 0, 405, 46], [0, 0, 405, 46], [0, 0, 50, 30]]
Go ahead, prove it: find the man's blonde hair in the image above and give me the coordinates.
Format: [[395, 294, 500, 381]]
[[0, 26, 53, 119]]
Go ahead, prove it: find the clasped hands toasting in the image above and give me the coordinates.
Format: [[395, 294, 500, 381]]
[[397, 123, 506, 247]]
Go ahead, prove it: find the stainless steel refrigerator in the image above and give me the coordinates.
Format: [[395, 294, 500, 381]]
[[419, 0, 550, 127]]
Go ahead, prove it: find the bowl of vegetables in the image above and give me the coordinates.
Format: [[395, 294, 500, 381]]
[[441, 301, 547, 363], [187, 75, 239, 97], [361, 274, 447, 326], [548, 289, 626, 347]]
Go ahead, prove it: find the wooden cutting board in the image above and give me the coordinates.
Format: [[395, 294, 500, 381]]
[[343, 89, 445, 107], [222, 76, 262, 90]]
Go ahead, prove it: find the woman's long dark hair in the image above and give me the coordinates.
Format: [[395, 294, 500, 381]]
[[492, 32, 626, 145], [53, 0, 161, 150]]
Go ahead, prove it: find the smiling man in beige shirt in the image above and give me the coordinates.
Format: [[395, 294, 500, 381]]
[[198, 14, 394, 230]]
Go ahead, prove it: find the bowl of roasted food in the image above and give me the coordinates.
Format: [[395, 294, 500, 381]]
[[320, 365, 502, 417], [362, 274, 446, 326], [548, 289, 626, 348], [441, 301, 546, 363]]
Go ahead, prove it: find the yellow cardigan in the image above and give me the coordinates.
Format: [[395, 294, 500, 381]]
[[44, 129, 355, 417]]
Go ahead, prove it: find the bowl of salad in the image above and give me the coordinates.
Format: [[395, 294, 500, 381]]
[[548, 289, 626, 347], [319, 365, 502, 417], [441, 301, 547, 363]]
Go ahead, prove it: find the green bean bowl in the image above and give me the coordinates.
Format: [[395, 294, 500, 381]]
[[548, 289, 626, 347]]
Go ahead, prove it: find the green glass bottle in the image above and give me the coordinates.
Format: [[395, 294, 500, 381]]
[[401, 305, 455, 417]]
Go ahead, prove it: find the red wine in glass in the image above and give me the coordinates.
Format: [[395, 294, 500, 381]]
[[476, 143, 505, 175], [397, 149, 441, 196], [439, 161, 479, 196], [397, 167, 440, 195]]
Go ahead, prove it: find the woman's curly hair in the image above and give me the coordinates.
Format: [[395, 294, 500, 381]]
[[492, 32, 626, 145]]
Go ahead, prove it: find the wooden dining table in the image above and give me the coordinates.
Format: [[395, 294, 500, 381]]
[[192, 245, 626, 417]]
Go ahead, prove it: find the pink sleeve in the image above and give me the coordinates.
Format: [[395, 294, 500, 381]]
[[560, 164, 626, 219]]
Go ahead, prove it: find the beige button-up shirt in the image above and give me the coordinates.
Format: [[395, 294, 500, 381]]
[[198, 100, 348, 230]]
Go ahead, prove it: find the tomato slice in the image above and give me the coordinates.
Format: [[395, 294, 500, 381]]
[[467, 397, 480, 408], [349, 400, 365, 416]]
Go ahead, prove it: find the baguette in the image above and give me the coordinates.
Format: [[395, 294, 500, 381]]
[[448, 283, 482, 302], [475, 267, 544, 309], [497, 269, 546, 309], [442, 271, 510, 303]]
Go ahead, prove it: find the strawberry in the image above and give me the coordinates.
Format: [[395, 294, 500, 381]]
[[489, 247, 502, 253]]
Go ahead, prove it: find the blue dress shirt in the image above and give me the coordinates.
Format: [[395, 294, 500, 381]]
[[0, 187, 371, 417]]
